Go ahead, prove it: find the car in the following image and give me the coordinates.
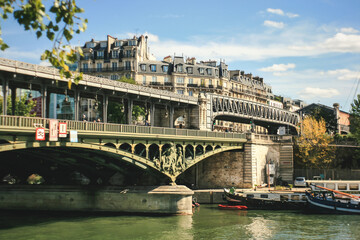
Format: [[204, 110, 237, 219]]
[[294, 177, 307, 187]]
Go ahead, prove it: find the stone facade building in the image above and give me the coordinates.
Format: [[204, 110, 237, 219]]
[[77, 35, 276, 131]]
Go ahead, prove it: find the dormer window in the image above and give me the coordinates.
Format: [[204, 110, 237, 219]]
[[97, 51, 104, 59], [177, 64, 183, 73], [151, 65, 156, 72], [115, 41, 122, 47], [128, 40, 137, 46], [86, 42, 94, 48], [112, 51, 119, 58], [207, 68, 212, 75], [100, 42, 107, 48], [140, 64, 146, 71], [187, 67, 193, 74], [199, 68, 204, 75], [162, 65, 168, 72]]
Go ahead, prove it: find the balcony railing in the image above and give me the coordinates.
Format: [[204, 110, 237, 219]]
[[80, 66, 134, 73], [187, 84, 198, 88], [0, 115, 246, 140]]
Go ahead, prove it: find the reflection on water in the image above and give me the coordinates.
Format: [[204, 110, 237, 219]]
[[0, 206, 360, 240]]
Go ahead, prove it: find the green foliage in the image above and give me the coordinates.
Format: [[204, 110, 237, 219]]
[[350, 94, 360, 143], [132, 105, 146, 122], [117, 76, 136, 85], [0, 94, 36, 116], [0, 0, 87, 87], [307, 106, 337, 133], [107, 101, 126, 124]]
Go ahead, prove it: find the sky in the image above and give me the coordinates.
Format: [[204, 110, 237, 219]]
[[1, 0, 360, 112]]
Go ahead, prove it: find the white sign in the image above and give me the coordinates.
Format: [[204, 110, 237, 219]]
[[70, 130, 78, 143], [59, 122, 67, 138], [49, 119, 58, 141], [35, 128, 46, 141], [278, 126, 286, 135]]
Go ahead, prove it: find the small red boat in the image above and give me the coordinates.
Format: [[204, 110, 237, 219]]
[[218, 204, 247, 210]]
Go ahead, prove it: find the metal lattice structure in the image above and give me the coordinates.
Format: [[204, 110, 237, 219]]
[[207, 94, 300, 132]]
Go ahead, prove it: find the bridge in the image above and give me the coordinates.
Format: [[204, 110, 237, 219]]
[[0, 115, 245, 184], [0, 58, 300, 132], [0, 58, 297, 187]]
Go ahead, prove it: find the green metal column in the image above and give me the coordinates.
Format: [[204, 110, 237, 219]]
[[169, 105, 174, 128], [127, 98, 133, 124], [103, 94, 108, 123], [41, 85, 47, 118], [10, 86, 16, 116], [1, 78, 8, 115]]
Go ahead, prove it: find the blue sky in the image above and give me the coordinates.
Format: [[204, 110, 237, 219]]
[[1, 0, 360, 111]]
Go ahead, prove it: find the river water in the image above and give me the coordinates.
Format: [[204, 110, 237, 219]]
[[0, 205, 359, 240]]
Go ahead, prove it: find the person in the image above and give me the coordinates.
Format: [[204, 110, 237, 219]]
[[82, 114, 87, 121], [145, 120, 149, 126], [179, 123, 183, 129], [97, 118, 101, 122]]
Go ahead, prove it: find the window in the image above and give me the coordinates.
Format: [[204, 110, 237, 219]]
[[201, 79, 205, 86], [100, 42, 107, 47], [83, 54, 90, 60], [163, 65, 168, 72], [96, 63, 102, 71], [188, 90, 193, 96], [140, 64, 146, 71], [112, 51, 119, 58], [164, 76, 169, 82], [125, 61, 131, 70], [86, 42, 94, 48], [176, 77, 184, 84], [207, 68, 212, 75], [128, 40, 137, 46], [97, 51, 104, 58], [142, 76, 146, 85], [82, 63, 88, 72], [188, 78, 193, 84], [152, 76, 157, 83], [187, 67, 193, 74], [199, 68, 204, 75], [126, 50, 131, 57], [111, 75, 118, 80], [177, 64, 183, 72], [151, 65, 156, 72], [115, 41, 122, 47], [112, 62, 117, 71], [177, 90, 184, 95], [209, 79, 212, 85]]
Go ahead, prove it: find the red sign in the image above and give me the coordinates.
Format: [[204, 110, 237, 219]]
[[59, 122, 67, 138], [35, 128, 46, 141]]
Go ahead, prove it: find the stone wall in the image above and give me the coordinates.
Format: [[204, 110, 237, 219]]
[[0, 185, 194, 215]]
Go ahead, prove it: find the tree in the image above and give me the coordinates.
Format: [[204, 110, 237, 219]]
[[0, 94, 36, 116], [350, 94, 360, 142], [117, 76, 136, 85], [0, 0, 87, 88], [295, 116, 335, 169]]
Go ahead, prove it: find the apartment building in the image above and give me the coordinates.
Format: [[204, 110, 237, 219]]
[[77, 35, 274, 131]]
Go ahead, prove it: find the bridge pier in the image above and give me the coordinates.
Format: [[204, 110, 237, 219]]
[[0, 185, 194, 215]]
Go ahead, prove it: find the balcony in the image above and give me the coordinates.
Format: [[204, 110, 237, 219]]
[[216, 86, 223, 90], [150, 82, 162, 86], [187, 84, 198, 88], [79, 66, 134, 73], [164, 82, 173, 86]]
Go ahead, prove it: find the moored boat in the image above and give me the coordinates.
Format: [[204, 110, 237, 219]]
[[305, 185, 360, 214], [224, 188, 307, 210], [218, 204, 247, 210]]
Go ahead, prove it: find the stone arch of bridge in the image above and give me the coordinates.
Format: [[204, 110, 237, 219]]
[[0, 141, 243, 184]]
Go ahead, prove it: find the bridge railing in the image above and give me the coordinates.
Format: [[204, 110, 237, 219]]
[[0, 115, 246, 140]]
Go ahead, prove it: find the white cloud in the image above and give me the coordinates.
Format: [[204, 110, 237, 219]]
[[299, 87, 340, 98], [267, 8, 284, 16], [340, 27, 359, 34], [264, 20, 284, 29], [325, 69, 359, 81], [266, 8, 299, 18], [259, 63, 295, 72], [287, 13, 299, 18], [321, 33, 360, 53]]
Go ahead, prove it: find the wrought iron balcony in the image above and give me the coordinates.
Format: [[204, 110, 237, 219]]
[[79, 66, 134, 73]]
